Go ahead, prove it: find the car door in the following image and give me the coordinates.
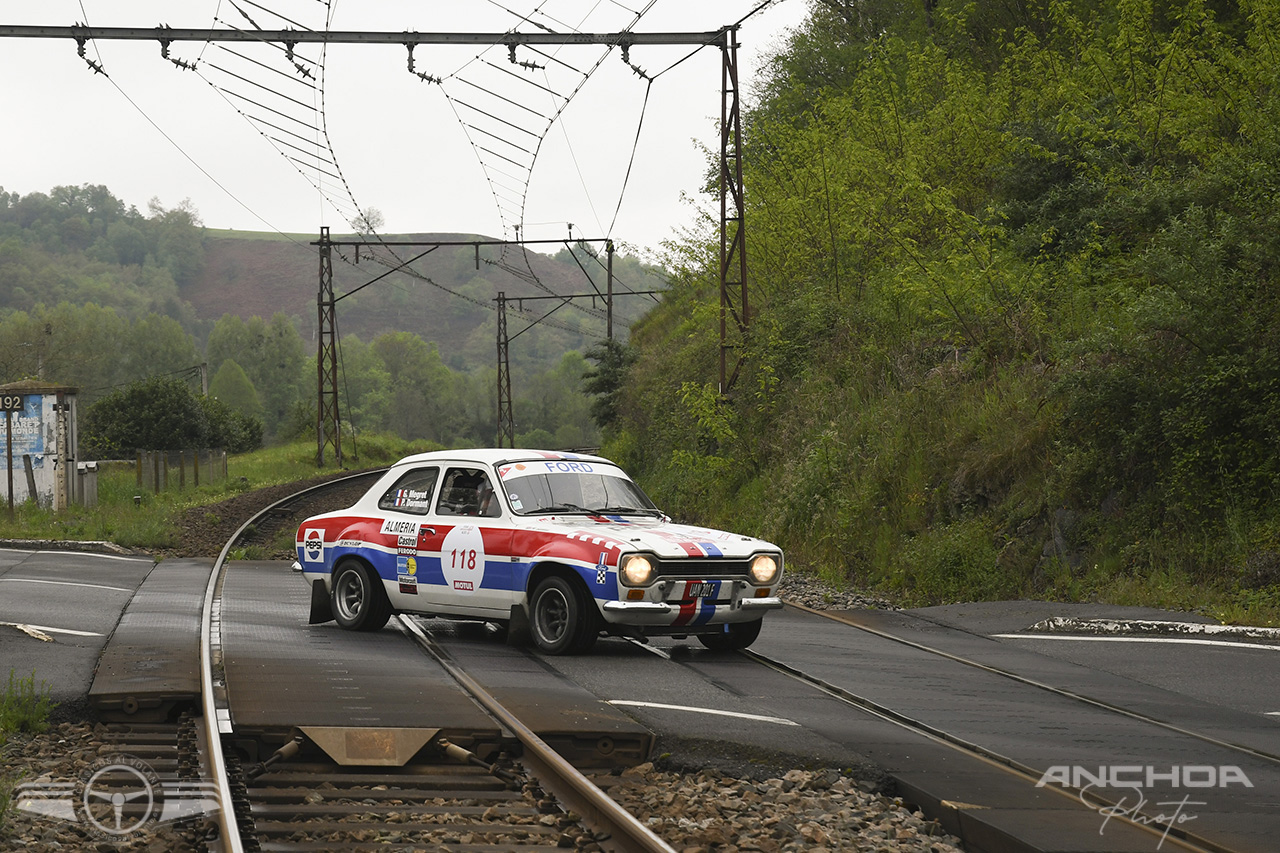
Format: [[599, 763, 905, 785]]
[[417, 465, 513, 617], [373, 466, 442, 608]]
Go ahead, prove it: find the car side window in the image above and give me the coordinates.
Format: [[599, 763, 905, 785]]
[[376, 467, 439, 515], [436, 467, 501, 517]]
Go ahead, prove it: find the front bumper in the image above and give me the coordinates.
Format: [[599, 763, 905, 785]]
[[601, 596, 783, 615]]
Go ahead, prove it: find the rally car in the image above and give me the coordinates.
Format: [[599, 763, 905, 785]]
[[294, 449, 784, 654]]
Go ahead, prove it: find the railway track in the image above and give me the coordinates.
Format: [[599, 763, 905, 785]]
[[198, 471, 674, 853], [724, 604, 1277, 853], [27, 471, 1271, 852]]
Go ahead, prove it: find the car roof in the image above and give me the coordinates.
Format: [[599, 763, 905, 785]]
[[390, 448, 612, 468]]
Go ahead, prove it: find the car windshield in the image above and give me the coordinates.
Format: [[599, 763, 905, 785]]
[[496, 459, 660, 516]]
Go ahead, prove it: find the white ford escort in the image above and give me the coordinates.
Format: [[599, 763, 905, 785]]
[[295, 449, 784, 654]]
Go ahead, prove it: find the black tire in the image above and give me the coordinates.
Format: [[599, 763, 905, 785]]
[[529, 575, 599, 655], [330, 561, 392, 632], [697, 618, 763, 651]]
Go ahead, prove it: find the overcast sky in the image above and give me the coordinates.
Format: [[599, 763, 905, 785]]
[[1, 1, 809, 256]]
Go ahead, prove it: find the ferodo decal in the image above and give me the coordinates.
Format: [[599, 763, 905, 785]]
[[441, 524, 485, 595], [302, 528, 325, 562]]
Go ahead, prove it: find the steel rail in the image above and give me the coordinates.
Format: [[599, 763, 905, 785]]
[[797, 602, 1280, 768], [0, 25, 728, 47], [398, 615, 677, 853], [198, 468, 386, 853], [750, 602, 1267, 853], [745, 643, 1228, 853]]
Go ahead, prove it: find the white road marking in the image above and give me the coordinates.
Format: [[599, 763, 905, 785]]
[[34, 550, 151, 563], [994, 633, 1280, 652], [1025, 615, 1280, 641], [0, 578, 131, 593], [609, 700, 800, 726], [0, 548, 150, 563], [1265, 712, 1280, 717], [0, 621, 103, 637]]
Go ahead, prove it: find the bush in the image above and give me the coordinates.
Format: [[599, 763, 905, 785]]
[[82, 376, 263, 456], [82, 376, 209, 456], [203, 395, 263, 454]]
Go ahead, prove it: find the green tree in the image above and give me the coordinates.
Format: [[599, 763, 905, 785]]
[[120, 314, 200, 384], [106, 220, 147, 266], [371, 331, 455, 441], [81, 376, 209, 456], [202, 394, 263, 453], [582, 339, 635, 431], [147, 197, 204, 288], [209, 358, 264, 419], [207, 313, 305, 436], [331, 336, 391, 435]]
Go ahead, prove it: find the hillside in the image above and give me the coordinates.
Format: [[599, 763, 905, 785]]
[[0, 190, 664, 447], [193, 231, 596, 364], [601, 0, 1280, 624]]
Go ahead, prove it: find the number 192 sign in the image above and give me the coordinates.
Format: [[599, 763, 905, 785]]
[[0, 395, 25, 413]]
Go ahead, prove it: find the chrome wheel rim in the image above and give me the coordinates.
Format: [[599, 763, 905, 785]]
[[335, 570, 365, 621], [535, 587, 569, 643]]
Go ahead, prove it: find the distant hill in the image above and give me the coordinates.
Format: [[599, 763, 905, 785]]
[[194, 230, 622, 372]]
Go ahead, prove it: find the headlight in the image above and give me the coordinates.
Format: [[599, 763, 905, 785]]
[[619, 554, 655, 586], [749, 553, 780, 584]]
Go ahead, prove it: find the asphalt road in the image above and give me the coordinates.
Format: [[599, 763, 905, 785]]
[[9, 547, 1280, 851], [911, 600, 1280, 719], [0, 547, 156, 719]]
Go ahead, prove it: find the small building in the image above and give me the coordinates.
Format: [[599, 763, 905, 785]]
[[0, 380, 91, 510]]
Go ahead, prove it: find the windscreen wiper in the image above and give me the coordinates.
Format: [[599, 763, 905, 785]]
[[539, 503, 591, 514], [591, 506, 663, 516]]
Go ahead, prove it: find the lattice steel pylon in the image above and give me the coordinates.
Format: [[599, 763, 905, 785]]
[[719, 27, 748, 396], [316, 227, 342, 467], [496, 292, 514, 449]]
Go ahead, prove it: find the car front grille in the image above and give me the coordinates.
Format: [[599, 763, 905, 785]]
[[652, 558, 751, 577]]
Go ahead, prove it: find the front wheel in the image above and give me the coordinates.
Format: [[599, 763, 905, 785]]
[[330, 561, 392, 631], [529, 576, 598, 655], [697, 618, 763, 651]]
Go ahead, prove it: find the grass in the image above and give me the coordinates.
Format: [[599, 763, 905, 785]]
[[0, 771, 13, 838], [0, 435, 434, 552], [0, 670, 55, 837], [0, 669, 54, 740]]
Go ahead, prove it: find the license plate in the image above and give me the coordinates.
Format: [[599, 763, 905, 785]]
[[686, 581, 716, 599]]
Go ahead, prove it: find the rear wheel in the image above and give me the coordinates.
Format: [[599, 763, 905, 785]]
[[697, 618, 762, 651], [330, 561, 392, 631], [530, 576, 598, 655]]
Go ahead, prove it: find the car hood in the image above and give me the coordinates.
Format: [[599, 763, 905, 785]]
[[525, 514, 776, 559]]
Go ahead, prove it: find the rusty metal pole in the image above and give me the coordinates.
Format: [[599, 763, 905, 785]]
[[606, 240, 615, 341], [317, 227, 342, 467], [496, 293, 514, 448], [719, 27, 748, 395]]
